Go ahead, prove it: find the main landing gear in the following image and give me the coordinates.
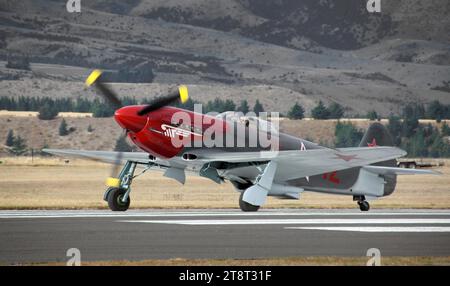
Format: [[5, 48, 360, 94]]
[[237, 161, 278, 212], [239, 191, 260, 212], [104, 161, 139, 211], [354, 195, 370, 211], [107, 188, 130, 211]]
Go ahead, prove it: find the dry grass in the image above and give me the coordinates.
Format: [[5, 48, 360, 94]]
[[0, 110, 39, 117], [29, 256, 450, 266], [0, 157, 449, 210]]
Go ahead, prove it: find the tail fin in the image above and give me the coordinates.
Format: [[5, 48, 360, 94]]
[[359, 122, 394, 147], [360, 122, 397, 196]]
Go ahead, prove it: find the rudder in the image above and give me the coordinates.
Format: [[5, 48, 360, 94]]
[[359, 122, 394, 147], [359, 122, 397, 196]]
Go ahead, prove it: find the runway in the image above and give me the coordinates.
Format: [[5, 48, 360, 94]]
[[1, 209, 450, 264]]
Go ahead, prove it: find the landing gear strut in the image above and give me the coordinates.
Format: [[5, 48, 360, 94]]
[[354, 195, 370, 211], [104, 161, 137, 211]]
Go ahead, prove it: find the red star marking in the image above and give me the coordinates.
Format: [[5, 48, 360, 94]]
[[322, 171, 340, 184], [367, 138, 377, 147], [333, 153, 358, 162]]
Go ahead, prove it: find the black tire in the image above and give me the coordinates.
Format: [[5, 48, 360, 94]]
[[107, 188, 130, 211], [358, 201, 370, 212], [239, 191, 260, 212]]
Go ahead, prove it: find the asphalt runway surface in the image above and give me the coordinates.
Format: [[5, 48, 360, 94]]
[[1, 209, 450, 264]]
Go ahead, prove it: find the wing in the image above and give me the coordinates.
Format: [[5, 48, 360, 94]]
[[191, 146, 407, 181], [363, 165, 441, 175], [44, 146, 408, 182], [42, 149, 174, 167], [42, 149, 203, 185]]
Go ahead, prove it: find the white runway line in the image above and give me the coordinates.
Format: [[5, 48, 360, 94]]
[[117, 218, 450, 225], [285, 226, 450, 233], [1, 210, 450, 219]]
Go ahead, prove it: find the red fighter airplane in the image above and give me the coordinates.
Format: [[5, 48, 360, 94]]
[[44, 70, 439, 212]]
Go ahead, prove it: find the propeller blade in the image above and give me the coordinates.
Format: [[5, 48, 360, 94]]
[[85, 70, 130, 188], [105, 130, 129, 188], [86, 69, 123, 110], [106, 150, 124, 188], [137, 85, 188, 116]]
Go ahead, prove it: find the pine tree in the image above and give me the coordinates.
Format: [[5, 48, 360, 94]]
[[334, 122, 363, 148], [59, 119, 69, 136], [237, 100, 250, 114], [430, 134, 444, 158], [205, 98, 225, 113], [442, 122, 450, 136], [38, 102, 58, 120], [253, 100, 264, 115], [408, 128, 427, 157], [10, 135, 27, 156], [427, 100, 445, 122], [402, 105, 419, 137], [367, 110, 379, 121], [387, 115, 402, 146], [91, 99, 115, 118], [5, 130, 14, 147], [328, 102, 345, 119], [223, 99, 236, 112], [311, 101, 330, 119], [287, 102, 305, 120]]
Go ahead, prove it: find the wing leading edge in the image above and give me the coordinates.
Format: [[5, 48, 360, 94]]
[[42, 149, 160, 165]]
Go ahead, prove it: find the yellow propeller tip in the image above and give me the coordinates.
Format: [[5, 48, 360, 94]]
[[105, 177, 121, 188], [85, 69, 103, 87], [178, 85, 189, 103]]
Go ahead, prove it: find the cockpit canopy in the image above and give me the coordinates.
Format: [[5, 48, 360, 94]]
[[216, 111, 278, 133]]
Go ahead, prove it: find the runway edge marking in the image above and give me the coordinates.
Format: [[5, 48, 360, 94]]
[[285, 226, 450, 232], [116, 218, 450, 225]]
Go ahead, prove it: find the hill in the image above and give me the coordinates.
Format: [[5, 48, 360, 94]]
[[0, 0, 449, 116]]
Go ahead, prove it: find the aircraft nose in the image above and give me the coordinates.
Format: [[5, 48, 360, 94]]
[[114, 106, 147, 133]]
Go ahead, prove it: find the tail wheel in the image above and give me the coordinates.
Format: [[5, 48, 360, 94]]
[[358, 201, 370, 212], [239, 191, 260, 212], [107, 188, 130, 211]]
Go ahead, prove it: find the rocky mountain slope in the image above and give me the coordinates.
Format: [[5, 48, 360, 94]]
[[0, 0, 449, 118]]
